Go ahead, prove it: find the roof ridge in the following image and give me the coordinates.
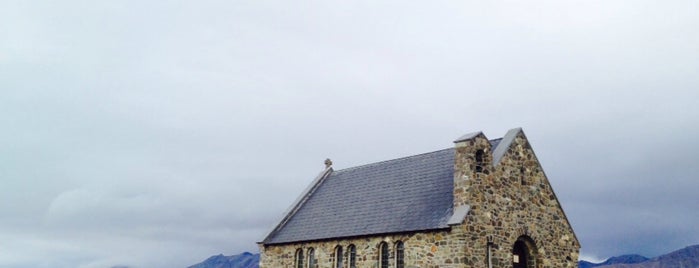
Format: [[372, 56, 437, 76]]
[[333, 147, 454, 173], [334, 137, 506, 173]]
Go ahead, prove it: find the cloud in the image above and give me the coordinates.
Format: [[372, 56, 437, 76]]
[[1, 0, 698, 267]]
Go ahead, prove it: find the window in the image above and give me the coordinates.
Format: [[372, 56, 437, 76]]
[[475, 149, 485, 172], [295, 248, 304, 268], [520, 167, 527, 185], [379, 242, 389, 268], [335, 246, 344, 268], [307, 248, 317, 268], [348, 244, 357, 268], [395, 241, 404, 268]]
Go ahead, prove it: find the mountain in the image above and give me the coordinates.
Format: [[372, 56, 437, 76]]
[[188, 244, 699, 268], [188, 252, 259, 268], [645, 244, 699, 268], [580, 244, 699, 268], [579, 254, 649, 268]]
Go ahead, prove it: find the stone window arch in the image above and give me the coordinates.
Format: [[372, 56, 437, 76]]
[[348, 244, 357, 268], [295, 248, 304, 268], [395, 241, 405, 268], [334, 245, 344, 268], [378, 242, 389, 268], [307, 247, 317, 268]]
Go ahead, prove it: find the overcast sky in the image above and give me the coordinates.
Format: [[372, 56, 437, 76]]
[[2, 0, 698, 267]]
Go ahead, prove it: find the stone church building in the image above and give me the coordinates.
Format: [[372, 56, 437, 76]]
[[259, 128, 579, 268]]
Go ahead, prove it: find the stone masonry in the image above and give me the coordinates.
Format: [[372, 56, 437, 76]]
[[259, 129, 579, 268]]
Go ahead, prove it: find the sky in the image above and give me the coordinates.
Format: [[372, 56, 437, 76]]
[[1, 0, 698, 267]]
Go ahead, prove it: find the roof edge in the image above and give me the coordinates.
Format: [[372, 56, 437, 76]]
[[492, 127, 522, 166], [453, 131, 484, 143], [490, 128, 581, 245], [260, 167, 333, 244], [261, 226, 453, 246], [447, 205, 471, 226]]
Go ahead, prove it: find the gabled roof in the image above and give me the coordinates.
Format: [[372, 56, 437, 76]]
[[261, 139, 502, 245]]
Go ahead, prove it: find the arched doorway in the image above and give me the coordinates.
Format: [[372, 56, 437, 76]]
[[512, 236, 537, 268]]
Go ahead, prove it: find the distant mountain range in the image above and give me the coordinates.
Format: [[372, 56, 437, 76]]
[[580, 244, 699, 268], [188, 244, 699, 268], [579, 254, 650, 268], [187, 252, 259, 268]]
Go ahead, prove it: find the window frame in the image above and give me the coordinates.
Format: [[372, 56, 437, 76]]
[[395, 241, 405, 268], [295, 248, 304, 268], [307, 247, 316, 268], [379, 242, 389, 268], [348, 244, 357, 268], [335, 245, 344, 268]]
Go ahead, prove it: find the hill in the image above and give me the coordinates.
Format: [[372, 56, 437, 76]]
[[187, 244, 699, 268], [581, 245, 699, 268], [579, 254, 649, 268], [187, 252, 259, 268]]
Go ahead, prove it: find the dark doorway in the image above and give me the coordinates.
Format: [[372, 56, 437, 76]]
[[512, 240, 529, 268]]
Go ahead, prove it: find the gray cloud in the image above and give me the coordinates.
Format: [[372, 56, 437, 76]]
[[1, 0, 698, 267]]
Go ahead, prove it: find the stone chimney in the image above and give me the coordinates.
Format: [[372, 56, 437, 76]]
[[452, 131, 493, 208]]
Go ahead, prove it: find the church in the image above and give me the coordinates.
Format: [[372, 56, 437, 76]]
[[259, 128, 579, 268]]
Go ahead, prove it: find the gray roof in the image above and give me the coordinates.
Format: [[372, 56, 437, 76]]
[[262, 140, 502, 245]]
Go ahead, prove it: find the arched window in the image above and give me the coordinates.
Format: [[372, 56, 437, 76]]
[[348, 244, 357, 268], [379, 242, 389, 268], [307, 248, 317, 268], [335, 245, 344, 268], [395, 241, 404, 268], [295, 248, 304, 268]]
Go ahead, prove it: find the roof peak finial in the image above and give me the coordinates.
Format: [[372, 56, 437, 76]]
[[324, 158, 333, 168]]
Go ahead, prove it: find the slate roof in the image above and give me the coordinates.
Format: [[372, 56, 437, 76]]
[[262, 140, 502, 245]]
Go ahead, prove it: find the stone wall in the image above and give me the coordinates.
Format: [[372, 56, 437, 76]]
[[260, 130, 579, 268], [452, 131, 580, 268], [259, 227, 479, 268]]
